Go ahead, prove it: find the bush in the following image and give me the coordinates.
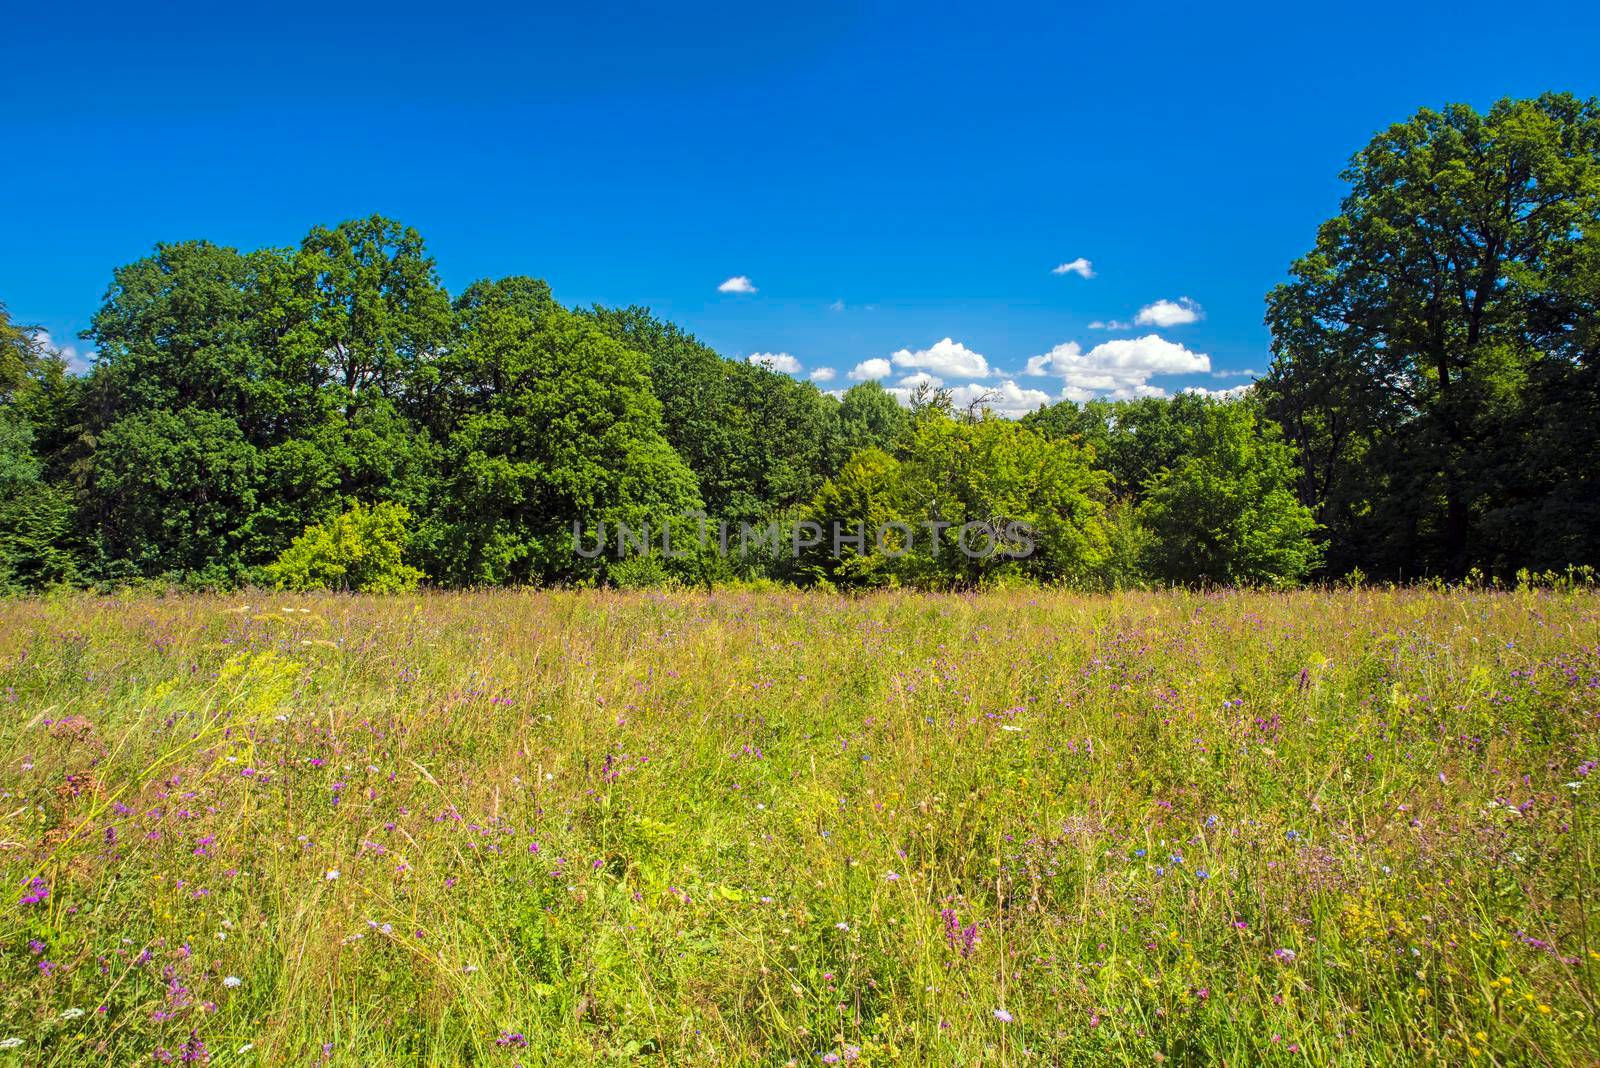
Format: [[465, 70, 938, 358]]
[[265, 501, 423, 593]]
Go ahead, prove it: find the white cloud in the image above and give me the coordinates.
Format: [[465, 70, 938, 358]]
[[1212, 367, 1258, 379], [948, 379, 1055, 418], [848, 357, 893, 381], [1182, 383, 1253, 401], [30, 330, 95, 374], [1088, 319, 1130, 331], [1051, 258, 1095, 279], [747, 352, 802, 374], [888, 337, 990, 378], [1025, 334, 1210, 400], [718, 275, 757, 294], [875, 378, 1052, 419], [1134, 297, 1202, 327], [1024, 341, 1080, 377], [809, 367, 837, 382], [827, 299, 845, 312]]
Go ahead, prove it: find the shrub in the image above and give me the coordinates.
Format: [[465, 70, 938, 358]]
[[266, 501, 423, 593]]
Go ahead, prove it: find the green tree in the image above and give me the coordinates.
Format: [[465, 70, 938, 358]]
[[804, 408, 1111, 589], [282, 215, 453, 417], [1262, 93, 1600, 578], [91, 407, 262, 584], [832, 381, 910, 465], [1138, 400, 1320, 586], [266, 501, 423, 593], [86, 241, 290, 435], [0, 396, 78, 591], [1, 302, 47, 402], [1023, 393, 1215, 500], [587, 305, 841, 526], [799, 447, 907, 587], [433, 281, 702, 585], [79, 219, 453, 576], [897, 413, 1111, 586]]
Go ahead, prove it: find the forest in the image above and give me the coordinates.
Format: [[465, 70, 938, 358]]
[[1, 93, 1597, 593]]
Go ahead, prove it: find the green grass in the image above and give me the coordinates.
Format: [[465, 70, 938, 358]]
[[1, 587, 1597, 1065]]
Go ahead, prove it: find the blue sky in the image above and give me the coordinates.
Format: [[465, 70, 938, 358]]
[[5, 1, 1598, 413]]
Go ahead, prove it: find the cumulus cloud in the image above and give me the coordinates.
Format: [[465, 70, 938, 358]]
[[809, 367, 837, 382], [848, 357, 893, 381], [747, 352, 802, 374], [888, 337, 990, 378], [875, 378, 1052, 419], [1134, 297, 1202, 327], [1182, 383, 1253, 401], [1051, 258, 1095, 279], [948, 379, 1054, 418], [1088, 319, 1130, 331], [1024, 341, 1081, 377], [30, 330, 95, 375], [1212, 367, 1258, 379], [717, 275, 757, 294], [1024, 334, 1210, 400]]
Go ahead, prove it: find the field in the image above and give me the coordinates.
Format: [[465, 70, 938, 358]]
[[1, 589, 1597, 1066]]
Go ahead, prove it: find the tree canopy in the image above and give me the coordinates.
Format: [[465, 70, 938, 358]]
[[1260, 93, 1600, 580]]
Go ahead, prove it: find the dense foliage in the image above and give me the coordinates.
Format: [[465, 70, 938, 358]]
[[0, 92, 1596, 590], [1260, 92, 1600, 581], [1, 242, 1316, 592]]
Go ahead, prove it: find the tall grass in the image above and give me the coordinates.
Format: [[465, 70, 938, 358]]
[[1, 587, 1596, 1064]]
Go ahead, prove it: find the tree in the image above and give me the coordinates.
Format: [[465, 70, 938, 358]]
[[898, 413, 1111, 586], [1261, 94, 1600, 578], [266, 501, 423, 593], [803, 411, 1111, 588], [85, 241, 289, 436], [1023, 393, 1213, 500], [1, 301, 46, 402], [91, 407, 262, 584], [1138, 400, 1320, 587], [586, 305, 752, 520], [799, 447, 907, 587], [80, 220, 454, 571], [0, 396, 78, 592], [832, 381, 910, 465], [587, 305, 842, 527], [282, 215, 452, 415], [432, 281, 702, 585]]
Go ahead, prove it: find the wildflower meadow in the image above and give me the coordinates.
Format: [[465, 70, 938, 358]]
[[1, 586, 1597, 1065]]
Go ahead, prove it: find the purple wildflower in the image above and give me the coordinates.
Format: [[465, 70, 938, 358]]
[[941, 909, 980, 957], [180, 1031, 209, 1063]]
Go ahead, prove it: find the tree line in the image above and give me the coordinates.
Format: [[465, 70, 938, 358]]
[[1, 93, 1595, 592]]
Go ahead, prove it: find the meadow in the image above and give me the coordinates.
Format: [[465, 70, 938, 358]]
[[0, 588, 1596, 1065]]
